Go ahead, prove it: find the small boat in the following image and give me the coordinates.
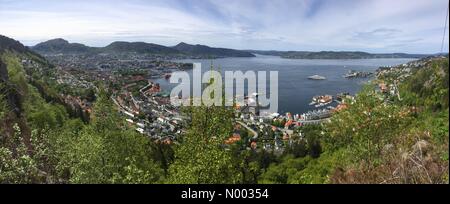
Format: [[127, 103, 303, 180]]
[[315, 101, 331, 108], [309, 101, 316, 106], [343, 73, 357, 78]]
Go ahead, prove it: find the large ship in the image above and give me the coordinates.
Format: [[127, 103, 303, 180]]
[[308, 75, 326, 80]]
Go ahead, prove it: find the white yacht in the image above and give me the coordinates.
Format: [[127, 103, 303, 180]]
[[308, 75, 326, 80]]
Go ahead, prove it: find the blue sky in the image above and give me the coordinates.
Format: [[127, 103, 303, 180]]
[[0, 0, 448, 53]]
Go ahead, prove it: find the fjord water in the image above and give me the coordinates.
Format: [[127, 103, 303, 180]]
[[155, 54, 414, 115]]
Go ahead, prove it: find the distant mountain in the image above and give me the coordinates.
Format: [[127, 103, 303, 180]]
[[246, 50, 431, 59], [31, 38, 433, 59], [32, 38, 93, 54], [243, 50, 286, 56], [373, 53, 432, 58], [102, 41, 180, 54], [284, 51, 373, 59], [31, 38, 255, 58], [173, 42, 255, 57]]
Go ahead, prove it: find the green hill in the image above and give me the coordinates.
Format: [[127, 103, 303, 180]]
[[32, 38, 93, 54], [247, 50, 432, 59], [102, 41, 180, 54], [173, 42, 255, 57], [31, 38, 255, 58], [1, 36, 164, 183]]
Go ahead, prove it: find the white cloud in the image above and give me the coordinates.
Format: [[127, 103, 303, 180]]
[[0, 0, 448, 53]]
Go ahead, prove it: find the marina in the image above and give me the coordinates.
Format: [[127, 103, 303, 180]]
[[309, 95, 333, 108], [343, 70, 373, 78]]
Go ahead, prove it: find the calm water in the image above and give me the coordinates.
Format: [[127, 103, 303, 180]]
[[154, 55, 414, 115]]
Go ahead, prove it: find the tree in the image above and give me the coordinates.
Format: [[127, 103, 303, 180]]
[[258, 155, 312, 184], [167, 104, 240, 184], [151, 142, 175, 176], [167, 68, 241, 184], [284, 140, 308, 158], [229, 146, 262, 184]]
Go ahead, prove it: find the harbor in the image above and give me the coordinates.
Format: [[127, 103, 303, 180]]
[[157, 56, 414, 116]]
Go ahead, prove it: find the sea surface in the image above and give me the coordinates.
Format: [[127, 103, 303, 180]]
[[154, 54, 414, 115]]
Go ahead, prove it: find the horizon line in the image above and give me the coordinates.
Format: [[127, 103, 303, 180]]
[[20, 36, 447, 55]]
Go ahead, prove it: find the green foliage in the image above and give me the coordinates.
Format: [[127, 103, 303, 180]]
[[2, 53, 28, 93], [259, 155, 313, 184], [284, 140, 308, 158], [258, 153, 342, 184], [288, 149, 349, 184], [401, 58, 449, 111], [167, 105, 240, 184], [0, 124, 41, 183], [0, 146, 40, 183], [25, 85, 68, 130], [1, 50, 165, 184], [60, 90, 163, 184], [229, 146, 281, 184], [301, 125, 323, 158], [230, 149, 261, 184], [151, 143, 175, 176], [259, 146, 347, 184], [325, 85, 413, 167]]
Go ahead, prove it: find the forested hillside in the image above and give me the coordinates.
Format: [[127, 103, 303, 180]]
[[1, 37, 165, 183]]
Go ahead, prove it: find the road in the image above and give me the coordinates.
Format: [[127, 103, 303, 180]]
[[237, 121, 258, 139]]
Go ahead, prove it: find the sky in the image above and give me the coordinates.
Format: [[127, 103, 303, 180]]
[[0, 0, 448, 53]]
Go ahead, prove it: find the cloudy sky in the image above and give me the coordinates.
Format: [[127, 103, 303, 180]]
[[0, 0, 448, 53]]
